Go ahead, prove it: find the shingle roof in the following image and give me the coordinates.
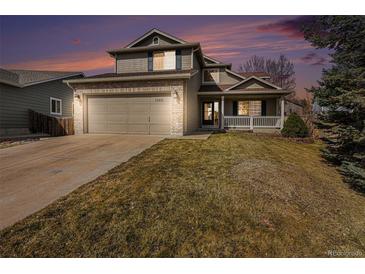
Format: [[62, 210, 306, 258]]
[[237, 72, 270, 78], [0, 68, 83, 87], [199, 84, 233, 92], [83, 69, 193, 79], [65, 69, 195, 85]]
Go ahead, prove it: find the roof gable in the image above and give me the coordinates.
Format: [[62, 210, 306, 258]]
[[203, 55, 223, 64], [0, 68, 83, 87], [238, 72, 270, 79], [126, 28, 187, 48], [226, 76, 282, 91]]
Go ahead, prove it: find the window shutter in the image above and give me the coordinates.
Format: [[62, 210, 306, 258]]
[[261, 100, 266, 116], [233, 101, 238, 116], [176, 49, 182, 70], [148, 51, 153, 71]]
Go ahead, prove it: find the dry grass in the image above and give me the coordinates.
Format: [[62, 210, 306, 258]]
[[0, 132, 364, 257]]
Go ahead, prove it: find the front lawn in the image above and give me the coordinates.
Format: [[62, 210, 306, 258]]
[[1, 133, 364, 257]]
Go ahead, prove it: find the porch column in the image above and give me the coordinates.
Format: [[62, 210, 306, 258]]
[[280, 97, 285, 129], [221, 95, 225, 129]]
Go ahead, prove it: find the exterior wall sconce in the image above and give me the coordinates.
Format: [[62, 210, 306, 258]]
[[172, 90, 179, 99]]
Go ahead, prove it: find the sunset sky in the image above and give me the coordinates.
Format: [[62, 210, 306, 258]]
[[0, 15, 331, 98]]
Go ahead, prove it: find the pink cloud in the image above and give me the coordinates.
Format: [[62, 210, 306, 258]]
[[4, 51, 114, 72], [256, 16, 316, 39], [298, 52, 329, 66], [71, 38, 81, 45], [178, 18, 314, 65]]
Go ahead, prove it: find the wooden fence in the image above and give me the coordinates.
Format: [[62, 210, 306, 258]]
[[28, 109, 74, 136]]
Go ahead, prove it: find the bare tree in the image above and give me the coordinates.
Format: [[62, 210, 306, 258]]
[[239, 55, 265, 72], [239, 54, 296, 96]]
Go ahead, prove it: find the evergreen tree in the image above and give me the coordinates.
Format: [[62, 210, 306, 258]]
[[303, 16, 365, 192]]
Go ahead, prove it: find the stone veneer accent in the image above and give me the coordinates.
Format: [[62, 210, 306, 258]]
[[72, 80, 184, 135]]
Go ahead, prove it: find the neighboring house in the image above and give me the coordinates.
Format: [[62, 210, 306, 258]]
[[0, 69, 83, 136], [285, 99, 305, 116], [312, 98, 329, 115], [65, 28, 291, 136]]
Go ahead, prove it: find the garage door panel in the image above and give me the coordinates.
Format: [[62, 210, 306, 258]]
[[150, 104, 170, 113], [150, 114, 170, 124], [89, 122, 108, 132], [127, 124, 149, 134], [88, 114, 107, 122], [108, 103, 128, 113], [107, 123, 128, 133], [88, 95, 171, 135], [128, 114, 149, 123], [150, 124, 171, 135], [127, 97, 151, 103], [88, 103, 107, 113], [107, 114, 128, 123], [129, 103, 150, 113]]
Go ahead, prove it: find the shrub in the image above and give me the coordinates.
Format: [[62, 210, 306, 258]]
[[281, 113, 309, 138]]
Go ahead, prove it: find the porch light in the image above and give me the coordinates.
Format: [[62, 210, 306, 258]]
[[172, 90, 178, 99]]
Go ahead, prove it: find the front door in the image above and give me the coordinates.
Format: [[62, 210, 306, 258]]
[[202, 101, 219, 127]]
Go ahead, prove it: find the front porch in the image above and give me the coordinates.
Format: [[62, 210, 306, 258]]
[[199, 95, 285, 131]]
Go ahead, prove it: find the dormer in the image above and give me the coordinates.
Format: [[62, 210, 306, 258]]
[[126, 28, 187, 48]]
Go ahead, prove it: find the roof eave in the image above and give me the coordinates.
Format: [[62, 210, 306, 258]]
[[0, 80, 22, 87], [64, 73, 192, 85], [107, 43, 200, 55], [198, 90, 292, 96], [125, 28, 188, 48], [204, 63, 232, 68], [1, 73, 84, 88]]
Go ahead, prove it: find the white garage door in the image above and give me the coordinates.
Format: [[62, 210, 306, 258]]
[[88, 95, 171, 135]]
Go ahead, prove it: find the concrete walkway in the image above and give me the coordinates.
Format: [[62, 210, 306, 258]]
[[0, 134, 163, 229]]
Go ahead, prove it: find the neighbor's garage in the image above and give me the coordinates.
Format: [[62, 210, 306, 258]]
[[87, 95, 171, 135]]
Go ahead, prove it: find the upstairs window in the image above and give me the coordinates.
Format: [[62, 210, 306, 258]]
[[152, 36, 159, 45], [202, 69, 220, 84], [153, 50, 176, 70], [50, 97, 62, 115]]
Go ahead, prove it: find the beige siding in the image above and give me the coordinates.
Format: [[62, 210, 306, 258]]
[[133, 34, 180, 47], [116, 52, 148, 73], [233, 78, 273, 90], [201, 68, 241, 86], [219, 69, 241, 85], [193, 53, 200, 70], [181, 48, 192, 70], [186, 53, 201, 132], [116, 48, 192, 73]]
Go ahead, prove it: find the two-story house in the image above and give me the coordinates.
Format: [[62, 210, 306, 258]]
[[65, 28, 291, 136]]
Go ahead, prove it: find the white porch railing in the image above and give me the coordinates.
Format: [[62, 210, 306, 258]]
[[224, 116, 281, 129]]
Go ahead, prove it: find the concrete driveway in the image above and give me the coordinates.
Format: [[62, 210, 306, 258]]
[[0, 134, 163, 229]]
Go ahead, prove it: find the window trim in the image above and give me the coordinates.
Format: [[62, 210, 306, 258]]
[[202, 68, 220, 85], [50, 97, 62, 115], [152, 50, 176, 71], [236, 100, 262, 116], [237, 100, 249, 116], [152, 36, 160, 45]]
